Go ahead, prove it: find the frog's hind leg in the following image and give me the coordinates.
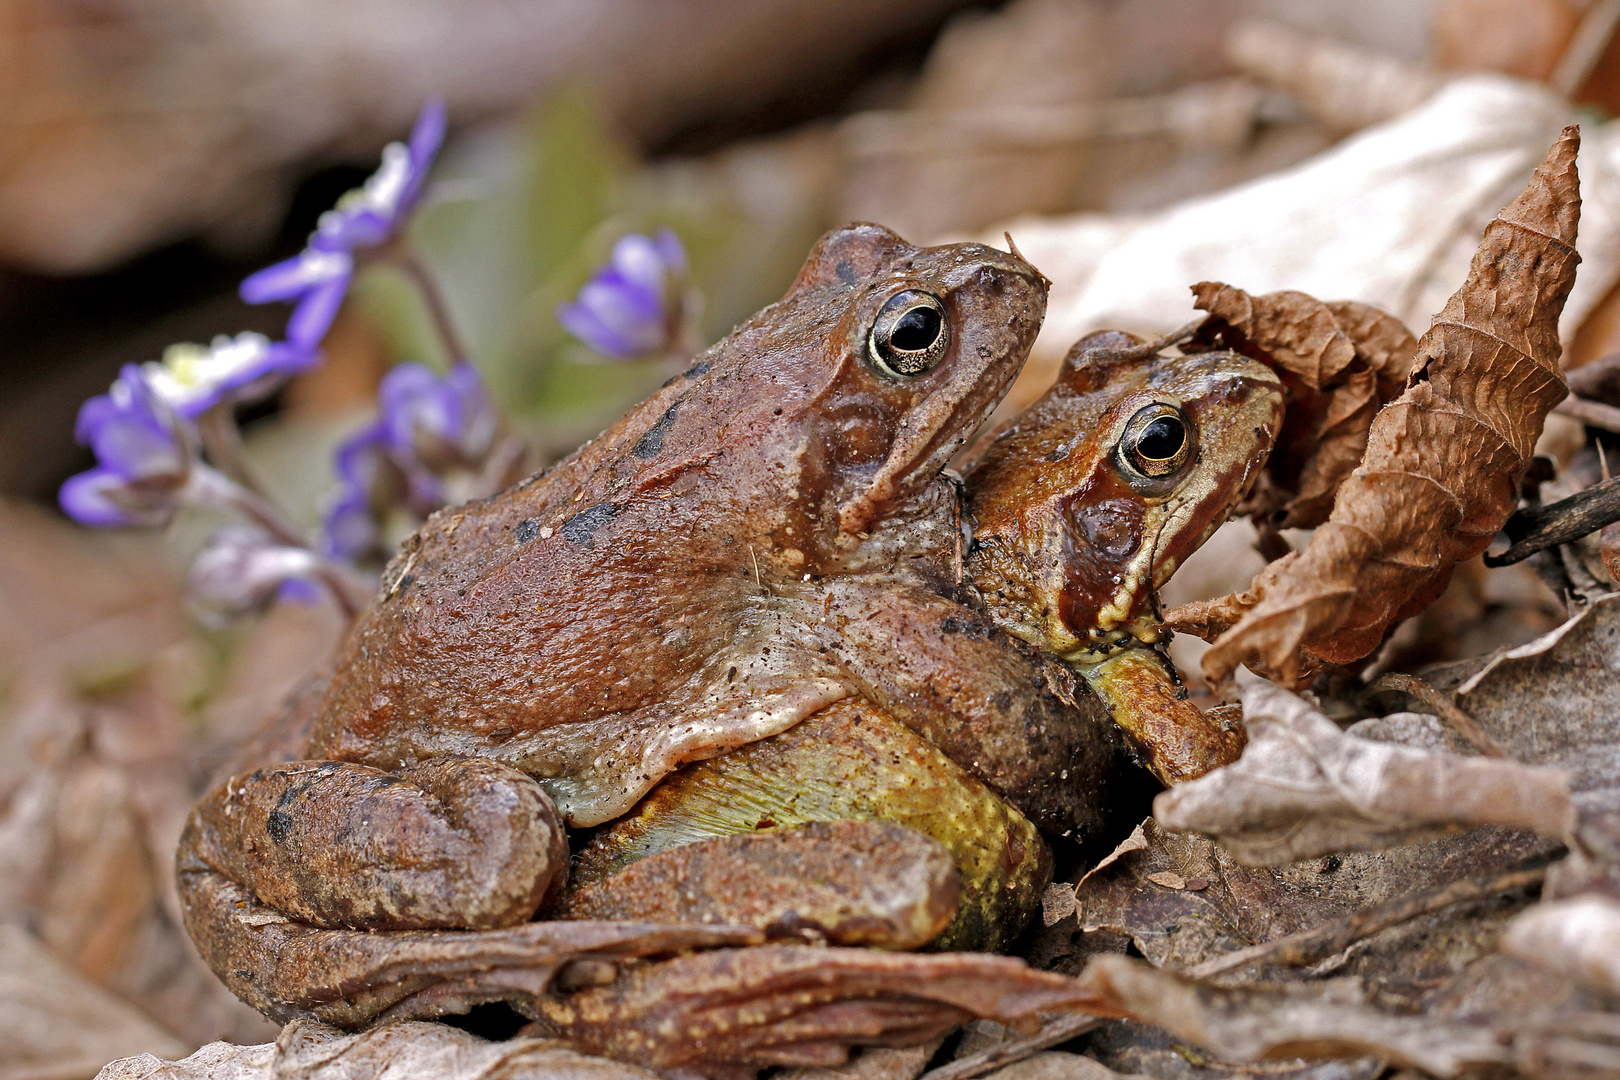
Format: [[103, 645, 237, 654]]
[[569, 699, 1050, 952], [560, 818, 962, 950], [179, 757, 568, 934]]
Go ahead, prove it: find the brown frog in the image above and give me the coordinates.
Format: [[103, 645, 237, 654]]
[[177, 224, 1060, 1008], [567, 330, 1284, 948]]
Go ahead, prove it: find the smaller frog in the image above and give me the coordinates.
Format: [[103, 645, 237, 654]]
[[965, 329, 1283, 783], [571, 330, 1284, 947]]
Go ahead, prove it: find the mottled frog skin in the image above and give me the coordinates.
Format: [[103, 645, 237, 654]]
[[573, 330, 1285, 947], [177, 224, 1055, 991]]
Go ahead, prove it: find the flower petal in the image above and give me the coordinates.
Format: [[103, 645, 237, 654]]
[[286, 275, 352, 348], [59, 469, 139, 527]]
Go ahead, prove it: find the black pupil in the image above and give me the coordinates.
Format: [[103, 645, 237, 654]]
[[1136, 416, 1185, 460], [889, 306, 942, 352]]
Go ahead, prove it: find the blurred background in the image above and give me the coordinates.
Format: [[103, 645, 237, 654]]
[[5, 0, 1620, 1075]]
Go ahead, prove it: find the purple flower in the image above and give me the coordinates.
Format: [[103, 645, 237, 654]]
[[319, 361, 507, 562], [320, 423, 401, 561], [142, 332, 316, 417], [558, 230, 694, 359], [59, 365, 197, 527], [241, 99, 448, 349], [187, 526, 323, 626], [378, 361, 497, 474]]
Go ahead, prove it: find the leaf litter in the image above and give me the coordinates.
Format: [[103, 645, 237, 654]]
[[80, 82, 1620, 1080]]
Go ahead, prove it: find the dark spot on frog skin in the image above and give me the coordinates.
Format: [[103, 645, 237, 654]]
[[515, 519, 540, 543], [561, 502, 622, 547], [835, 260, 856, 285], [991, 691, 1013, 714], [396, 574, 415, 594], [633, 400, 681, 459], [684, 358, 711, 379], [941, 616, 962, 634]]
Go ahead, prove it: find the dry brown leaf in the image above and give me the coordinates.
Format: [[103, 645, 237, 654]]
[[1074, 954, 1510, 1078], [0, 924, 188, 1080], [94, 1019, 659, 1080], [1188, 284, 1413, 529], [527, 945, 1106, 1075], [1181, 127, 1580, 684], [1153, 683, 1574, 864], [1062, 816, 1548, 1000]]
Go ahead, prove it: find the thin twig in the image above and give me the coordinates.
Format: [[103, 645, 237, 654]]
[[1488, 473, 1620, 566], [1369, 672, 1508, 757], [1555, 395, 1620, 434], [1551, 0, 1620, 97], [917, 1015, 1102, 1080], [1184, 857, 1553, 981]]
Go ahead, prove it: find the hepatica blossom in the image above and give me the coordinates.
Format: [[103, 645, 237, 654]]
[[142, 332, 315, 417], [240, 99, 447, 349], [59, 365, 198, 527], [322, 361, 509, 562], [558, 229, 697, 359]]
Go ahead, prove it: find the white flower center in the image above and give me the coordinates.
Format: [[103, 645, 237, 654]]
[[143, 332, 274, 409]]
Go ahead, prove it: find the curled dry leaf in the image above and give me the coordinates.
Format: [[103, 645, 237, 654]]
[[179, 869, 762, 1028], [527, 945, 1108, 1075], [1187, 284, 1413, 530], [1074, 954, 1511, 1079], [1153, 683, 1574, 865], [94, 1019, 662, 1080], [1177, 128, 1580, 684]]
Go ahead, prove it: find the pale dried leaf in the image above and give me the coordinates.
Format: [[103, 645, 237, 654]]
[[1195, 128, 1579, 682], [0, 923, 187, 1080], [989, 78, 1620, 384], [1449, 593, 1620, 806], [94, 1019, 659, 1080], [980, 1051, 1150, 1080], [1076, 954, 1509, 1078], [1066, 816, 1547, 1002], [778, 1044, 938, 1080], [1502, 894, 1620, 996], [1153, 683, 1574, 865]]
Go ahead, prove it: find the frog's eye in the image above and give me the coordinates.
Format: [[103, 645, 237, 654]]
[[868, 291, 950, 378], [1119, 404, 1193, 482]]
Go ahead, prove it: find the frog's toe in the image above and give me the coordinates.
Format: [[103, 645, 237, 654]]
[[557, 820, 961, 950]]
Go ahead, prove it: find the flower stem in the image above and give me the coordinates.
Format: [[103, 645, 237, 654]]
[[188, 466, 371, 621], [196, 403, 270, 496], [386, 245, 471, 366], [188, 465, 309, 550], [310, 559, 374, 621]]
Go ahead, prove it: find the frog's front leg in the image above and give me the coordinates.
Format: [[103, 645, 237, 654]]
[[179, 756, 569, 933], [806, 577, 1138, 841]]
